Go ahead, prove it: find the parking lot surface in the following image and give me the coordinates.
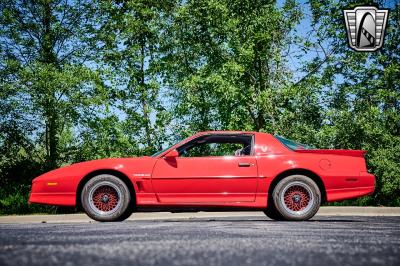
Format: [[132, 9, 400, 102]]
[[0, 215, 399, 266]]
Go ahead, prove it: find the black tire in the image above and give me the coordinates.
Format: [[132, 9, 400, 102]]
[[272, 174, 321, 221], [81, 174, 133, 222]]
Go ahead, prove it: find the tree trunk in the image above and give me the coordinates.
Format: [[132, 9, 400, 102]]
[[41, 1, 59, 169], [139, 37, 152, 148]]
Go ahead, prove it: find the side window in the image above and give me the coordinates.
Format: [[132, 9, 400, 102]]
[[177, 134, 253, 157]]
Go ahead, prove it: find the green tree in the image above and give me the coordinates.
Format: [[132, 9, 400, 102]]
[[162, 0, 321, 142], [1, 0, 399, 215], [0, 0, 102, 169], [0, 0, 103, 213], [94, 0, 176, 155], [307, 0, 400, 205]]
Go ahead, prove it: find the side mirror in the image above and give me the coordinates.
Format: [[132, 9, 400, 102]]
[[164, 149, 179, 159]]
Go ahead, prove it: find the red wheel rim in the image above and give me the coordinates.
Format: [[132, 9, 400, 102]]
[[283, 185, 311, 212], [91, 185, 120, 212]]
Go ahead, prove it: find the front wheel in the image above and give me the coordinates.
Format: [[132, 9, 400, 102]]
[[272, 175, 321, 221], [81, 174, 133, 222]]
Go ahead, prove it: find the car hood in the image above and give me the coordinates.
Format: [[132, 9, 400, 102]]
[[33, 156, 157, 182], [72, 156, 154, 167]]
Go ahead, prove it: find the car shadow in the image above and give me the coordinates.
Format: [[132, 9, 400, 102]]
[[128, 217, 363, 223]]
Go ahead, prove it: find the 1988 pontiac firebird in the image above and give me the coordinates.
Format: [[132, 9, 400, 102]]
[[29, 131, 375, 222]]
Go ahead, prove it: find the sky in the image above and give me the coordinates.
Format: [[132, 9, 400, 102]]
[[278, 0, 398, 81]]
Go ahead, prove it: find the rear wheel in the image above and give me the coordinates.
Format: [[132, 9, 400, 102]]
[[272, 175, 321, 221], [81, 174, 133, 222]]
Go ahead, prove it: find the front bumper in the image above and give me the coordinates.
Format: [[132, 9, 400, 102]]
[[29, 179, 76, 206]]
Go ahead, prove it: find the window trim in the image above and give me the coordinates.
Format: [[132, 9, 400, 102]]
[[175, 133, 255, 158]]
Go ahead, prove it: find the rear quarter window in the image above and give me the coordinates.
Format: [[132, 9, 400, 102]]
[[274, 135, 313, 150]]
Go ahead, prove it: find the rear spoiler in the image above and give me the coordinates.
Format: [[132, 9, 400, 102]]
[[295, 149, 367, 157]]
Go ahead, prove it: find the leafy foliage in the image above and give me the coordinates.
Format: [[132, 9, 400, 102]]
[[306, 0, 400, 205], [0, 0, 399, 214]]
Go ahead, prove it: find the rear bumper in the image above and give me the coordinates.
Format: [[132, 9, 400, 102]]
[[326, 172, 375, 202]]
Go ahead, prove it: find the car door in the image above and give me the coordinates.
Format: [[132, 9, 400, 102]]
[[151, 134, 258, 203]]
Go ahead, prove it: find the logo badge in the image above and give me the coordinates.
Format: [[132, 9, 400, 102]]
[[343, 6, 389, 51]]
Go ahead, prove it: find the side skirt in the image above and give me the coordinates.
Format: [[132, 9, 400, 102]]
[[135, 206, 266, 213]]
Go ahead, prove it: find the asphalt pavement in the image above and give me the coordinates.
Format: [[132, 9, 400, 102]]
[[0, 215, 399, 266]]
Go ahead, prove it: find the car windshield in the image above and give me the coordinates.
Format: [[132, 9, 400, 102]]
[[274, 135, 313, 150], [151, 138, 184, 157], [151, 144, 174, 157]]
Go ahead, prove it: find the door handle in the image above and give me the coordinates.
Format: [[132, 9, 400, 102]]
[[238, 162, 252, 167]]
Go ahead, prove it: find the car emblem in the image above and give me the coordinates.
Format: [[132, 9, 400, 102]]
[[343, 6, 389, 51]]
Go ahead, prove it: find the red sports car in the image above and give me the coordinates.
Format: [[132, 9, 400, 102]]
[[29, 131, 375, 221]]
